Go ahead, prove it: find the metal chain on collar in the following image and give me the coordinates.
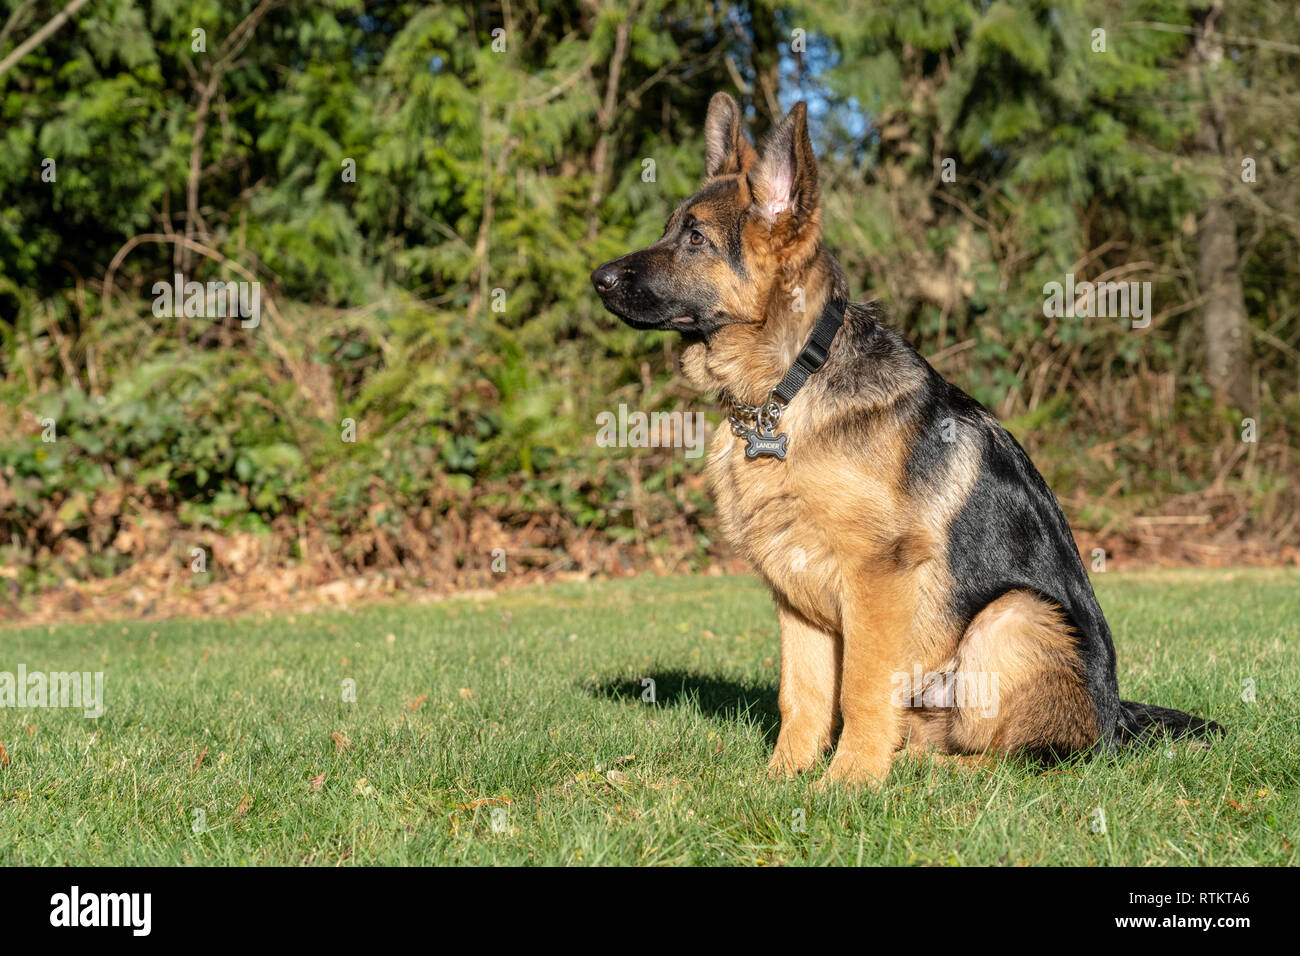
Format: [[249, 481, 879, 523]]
[[721, 296, 845, 461], [728, 397, 784, 438]]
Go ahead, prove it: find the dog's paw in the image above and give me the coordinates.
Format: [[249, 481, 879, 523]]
[[819, 750, 891, 791], [766, 747, 811, 779], [766, 728, 827, 778]]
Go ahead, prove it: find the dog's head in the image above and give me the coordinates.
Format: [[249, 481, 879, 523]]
[[591, 92, 823, 339]]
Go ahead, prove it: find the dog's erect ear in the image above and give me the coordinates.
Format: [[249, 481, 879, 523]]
[[750, 101, 819, 224], [704, 92, 758, 179]]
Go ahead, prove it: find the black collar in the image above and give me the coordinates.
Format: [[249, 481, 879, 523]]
[[771, 296, 846, 404], [727, 296, 846, 460]]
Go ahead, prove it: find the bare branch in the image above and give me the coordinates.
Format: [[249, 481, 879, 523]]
[[1122, 19, 1300, 57], [0, 0, 91, 79]]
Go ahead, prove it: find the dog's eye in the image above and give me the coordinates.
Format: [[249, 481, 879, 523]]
[[688, 229, 705, 246]]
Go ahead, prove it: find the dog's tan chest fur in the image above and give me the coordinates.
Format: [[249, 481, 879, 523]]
[[706, 415, 909, 635], [706, 405, 978, 672]]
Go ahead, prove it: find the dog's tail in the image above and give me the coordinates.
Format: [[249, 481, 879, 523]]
[[1116, 699, 1224, 743]]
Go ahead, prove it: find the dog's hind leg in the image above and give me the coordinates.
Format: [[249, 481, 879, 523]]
[[767, 599, 842, 777], [944, 590, 1100, 758]]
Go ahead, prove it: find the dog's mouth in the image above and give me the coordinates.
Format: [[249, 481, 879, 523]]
[[604, 304, 700, 332]]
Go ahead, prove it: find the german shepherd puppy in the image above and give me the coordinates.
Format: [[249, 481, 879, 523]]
[[592, 93, 1220, 787]]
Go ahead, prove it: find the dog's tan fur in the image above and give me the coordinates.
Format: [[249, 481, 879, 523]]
[[592, 93, 1221, 783], [676, 94, 1095, 787]]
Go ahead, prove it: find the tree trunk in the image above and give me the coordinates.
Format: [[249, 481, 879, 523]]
[[1194, 3, 1253, 411], [1196, 193, 1252, 410]]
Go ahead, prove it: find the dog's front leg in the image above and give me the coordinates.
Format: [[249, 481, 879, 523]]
[[767, 599, 841, 777], [822, 573, 913, 788]]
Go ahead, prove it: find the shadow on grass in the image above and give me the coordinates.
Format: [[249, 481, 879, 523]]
[[586, 670, 781, 743]]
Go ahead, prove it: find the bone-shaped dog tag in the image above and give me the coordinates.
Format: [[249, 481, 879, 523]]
[[743, 429, 788, 460]]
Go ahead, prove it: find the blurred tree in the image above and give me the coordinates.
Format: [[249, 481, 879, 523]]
[[0, 0, 1295, 595]]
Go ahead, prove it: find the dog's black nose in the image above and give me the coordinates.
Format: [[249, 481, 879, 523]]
[[591, 266, 620, 293]]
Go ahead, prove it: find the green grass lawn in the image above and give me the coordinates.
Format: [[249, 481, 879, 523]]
[[1, 570, 1296, 866]]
